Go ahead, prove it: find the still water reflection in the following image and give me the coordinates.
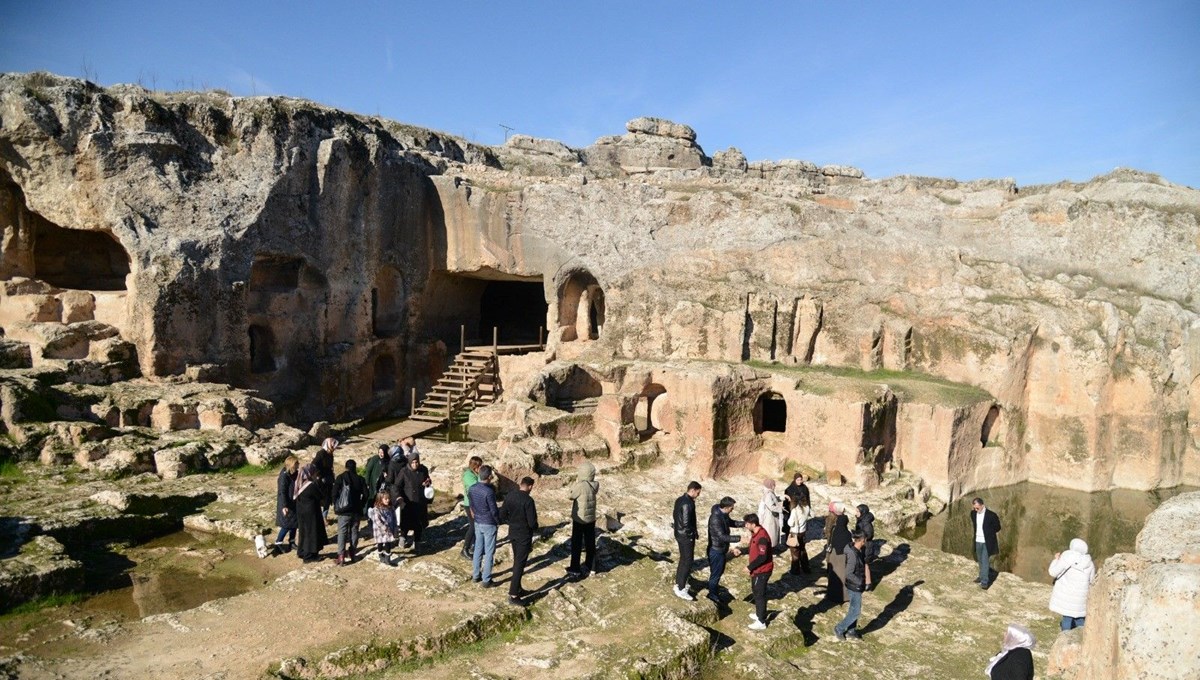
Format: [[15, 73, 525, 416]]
[[901, 483, 1196, 584]]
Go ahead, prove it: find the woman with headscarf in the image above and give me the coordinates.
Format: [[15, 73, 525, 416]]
[[293, 463, 328, 563], [823, 501, 853, 603], [272, 455, 300, 554], [395, 452, 432, 552], [758, 479, 783, 548], [984, 624, 1035, 680], [785, 483, 812, 574], [1048, 538, 1096, 630], [313, 437, 338, 519]]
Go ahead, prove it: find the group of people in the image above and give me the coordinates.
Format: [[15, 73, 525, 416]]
[[273, 439, 1094, 677]]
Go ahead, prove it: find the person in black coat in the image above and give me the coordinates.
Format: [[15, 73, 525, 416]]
[[293, 464, 327, 562], [499, 476, 539, 605], [672, 481, 702, 600], [395, 453, 432, 551], [855, 503, 877, 562], [704, 496, 744, 603], [984, 624, 1035, 680], [313, 438, 338, 519], [824, 504, 853, 603], [273, 455, 300, 553], [332, 460, 369, 565], [970, 497, 1002, 589]]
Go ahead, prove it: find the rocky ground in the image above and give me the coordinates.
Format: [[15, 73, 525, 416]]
[[0, 433, 1067, 680]]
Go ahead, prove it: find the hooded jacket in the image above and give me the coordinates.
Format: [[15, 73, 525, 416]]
[[855, 504, 875, 541], [569, 461, 599, 524], [1048, 538, 1096, 618]]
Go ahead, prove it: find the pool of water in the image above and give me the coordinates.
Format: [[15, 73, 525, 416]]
[[350, 418, 473, 442], [900, 483, 1197, 584]]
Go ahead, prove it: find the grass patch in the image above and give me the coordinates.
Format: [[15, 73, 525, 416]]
[[228, 463, 273, 476], [0, 459, 24, 479], [746, 360, 993, 407], [2, 591, 86, 617]]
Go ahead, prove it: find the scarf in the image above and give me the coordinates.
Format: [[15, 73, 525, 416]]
[[293, 463, 316, 500], [984, 624, 1035, 677]]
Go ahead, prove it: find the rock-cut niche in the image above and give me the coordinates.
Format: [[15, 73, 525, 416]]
[[753, 391, 787, 434], [372, 266, 406, 338], [634, 383, 668, 438], [248, 325, 277, 373], [373, 354, 396, 393], [558, 270, 604, 342]]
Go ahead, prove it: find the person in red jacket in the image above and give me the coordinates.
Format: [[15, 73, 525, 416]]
[[743, 513, 774, 630]]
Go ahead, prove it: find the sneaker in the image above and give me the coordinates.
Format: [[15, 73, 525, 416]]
[[748, 612, 759, 622], [748, 620, 767, 631], [378, 552, 389, 564], [335, 553, 345, 566], [472, 575, 482, 583], [507, 595, 524, 606], [705, 592, 722, 605], [673, 586, 694, 601], [482, 580, 496, 589], [845, 631, 862, 640], [832, 630, 846, 642]]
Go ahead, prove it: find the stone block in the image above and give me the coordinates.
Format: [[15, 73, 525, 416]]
[[0, 339, 32, 368], [59, 291, 95, 323]]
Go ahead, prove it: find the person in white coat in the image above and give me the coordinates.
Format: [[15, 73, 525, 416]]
[[758, 479, 783, 548], [1048, 537, 1096, 630]]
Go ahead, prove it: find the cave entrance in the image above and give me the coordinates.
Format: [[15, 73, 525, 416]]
[[634, 383, 668, 439], [753, 391, 787, 434], [558, 270, 604, 342], [981, 405, 1001, 446], [420, 271, 546, 350], [480, 280, 548, 345], [33, 220, 130, 291], [248, 325, 277, 373]]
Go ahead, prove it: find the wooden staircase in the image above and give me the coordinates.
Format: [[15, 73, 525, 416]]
[[410, 348, 500, 424]]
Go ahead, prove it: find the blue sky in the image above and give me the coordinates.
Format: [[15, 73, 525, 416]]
[[1, 1, 1197, 187]]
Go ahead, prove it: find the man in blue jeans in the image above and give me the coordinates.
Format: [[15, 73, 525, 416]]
[[705, 496, 743, 603], [468, 465, 500, 587], [970, 497, 1001, 590], [834, 530, 871, 641]]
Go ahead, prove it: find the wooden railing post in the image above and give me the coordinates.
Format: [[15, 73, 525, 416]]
[[538, 326, 544, 348], [410, 387, 416, 416], [492, 326, 498, 356], [460, 324, 465, 353]]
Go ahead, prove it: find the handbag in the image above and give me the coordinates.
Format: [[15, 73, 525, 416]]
[[423, 485, 435, 501], [786, 533, 799, 548]]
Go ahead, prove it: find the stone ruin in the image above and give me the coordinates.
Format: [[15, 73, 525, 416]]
[[0, 71, 1197, 500]]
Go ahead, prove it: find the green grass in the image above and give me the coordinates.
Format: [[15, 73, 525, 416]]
[[2, 591, 86, 617], [746, 360, 994, 407], [228, 463, 274, 476], [0, 459, 24, 480]]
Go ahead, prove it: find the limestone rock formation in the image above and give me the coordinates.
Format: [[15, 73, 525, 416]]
[[1, 72, 1197, 497]]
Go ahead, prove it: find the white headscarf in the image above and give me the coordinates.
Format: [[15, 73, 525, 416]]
[[984, 624, 1035, 677]]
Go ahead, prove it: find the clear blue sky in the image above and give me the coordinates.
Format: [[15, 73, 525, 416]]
[[2, 1, 1197, 187]]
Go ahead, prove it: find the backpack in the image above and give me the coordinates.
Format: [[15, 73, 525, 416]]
[[334, 476, 355, 514]]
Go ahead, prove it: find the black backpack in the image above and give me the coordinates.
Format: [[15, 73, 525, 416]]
[[334, 475, 355, 514]]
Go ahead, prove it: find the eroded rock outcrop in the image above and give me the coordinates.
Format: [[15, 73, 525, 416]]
[[1, 72, 1197, 495]]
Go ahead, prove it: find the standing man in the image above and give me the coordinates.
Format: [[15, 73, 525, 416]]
[[743, 513, 774, 630], [461, 455, 483, 559], [970, 497, 1001, 590], [833, 530, 871, 641], [500, 476, 539, 605], [566, 461, 599, 579], [362, 444, 389, 514], [672, 481, 703, 600], [332, 459, 368, 565], [468, 465, 500, 587], [705, 496, 744, 604]]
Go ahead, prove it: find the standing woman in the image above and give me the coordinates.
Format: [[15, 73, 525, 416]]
[[823, 502, 852, 603], [757, 479, 783, 549], [785, 483, 812, 574], [1048, 538, 1096, 630], [460, 455, 483, 559], [294, 463, 328, 563], [396, 453, 432, 552], [313, 437, 338, 520], [273, 455, 300, 554]]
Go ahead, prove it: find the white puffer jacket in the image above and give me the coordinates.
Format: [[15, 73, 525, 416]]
[[1048, 538, 1096, 618]]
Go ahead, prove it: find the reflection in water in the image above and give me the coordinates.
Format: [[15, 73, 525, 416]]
[[901, 483, 1197, 584]]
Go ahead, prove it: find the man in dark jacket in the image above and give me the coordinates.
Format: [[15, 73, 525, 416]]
[[672, 481, 702, 600], [834, 530, 871, 641], [743, 513, 774, 630], [705, 496, 744, 603], [468, 465, 501, 586], [332, 460, 369, 565], [855, 503, 877, 562], [500, 476, 539, 605], [971, 497, 1002, 589]]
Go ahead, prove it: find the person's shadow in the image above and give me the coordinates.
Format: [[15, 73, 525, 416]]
[[793, 597, 839, 646], [860, 579, 924, 635], [869, 542, 910, 587]]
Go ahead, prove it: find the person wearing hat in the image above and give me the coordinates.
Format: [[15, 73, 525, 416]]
[[705, 496, 744, 604], [468, 465, 501, 586]]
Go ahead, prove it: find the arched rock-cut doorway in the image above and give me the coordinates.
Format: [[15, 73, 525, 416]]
[[634, 383, 668, 438], [981, 405, 1001, 446], [248, 325, 277, 373], [558, 270, 604, 342], [753, 391, 787, 434], [373, 354, 396, 393]]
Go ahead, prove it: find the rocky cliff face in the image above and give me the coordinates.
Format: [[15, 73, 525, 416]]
[[1, 72, 1197, 494]]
